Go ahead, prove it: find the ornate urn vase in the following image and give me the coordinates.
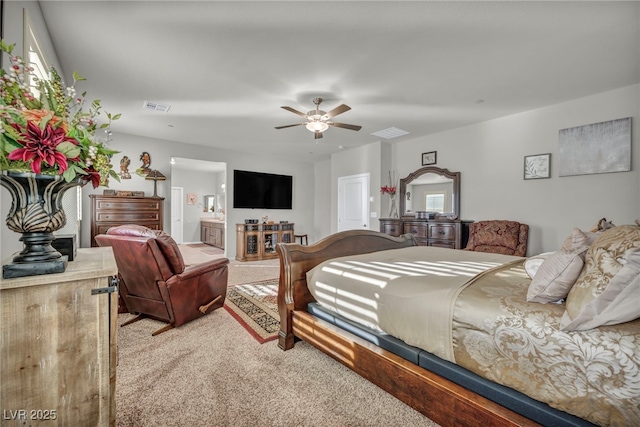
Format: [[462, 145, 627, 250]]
[[1, 171, 85, 279]]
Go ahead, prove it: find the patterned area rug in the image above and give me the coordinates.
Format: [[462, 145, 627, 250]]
[[224, 279, 279, 343]]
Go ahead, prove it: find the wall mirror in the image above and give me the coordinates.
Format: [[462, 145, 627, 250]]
[[399, 166, 460, 219], [204, 194, 216, 212]]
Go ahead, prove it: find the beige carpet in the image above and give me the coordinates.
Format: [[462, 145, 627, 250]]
[[116, 251, 439, 426]]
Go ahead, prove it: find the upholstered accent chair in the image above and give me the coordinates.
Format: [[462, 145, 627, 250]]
[[96, 224, 229, 336], [464, 220, 529, 257]]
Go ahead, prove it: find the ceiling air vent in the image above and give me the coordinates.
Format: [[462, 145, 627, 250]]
[[143, 101, 171, 112], [371, 127, 409, 139], [371, 127, 410, 139]]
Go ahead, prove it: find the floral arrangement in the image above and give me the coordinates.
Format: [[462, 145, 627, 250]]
[[380, 185, 396, 196], [380, 170, 397, 196], [0, 39, 120, 188]]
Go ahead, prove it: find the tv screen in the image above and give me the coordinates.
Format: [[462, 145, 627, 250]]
[[233, 169, 293, 209]]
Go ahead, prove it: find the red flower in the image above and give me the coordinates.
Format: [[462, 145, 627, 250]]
[[7, 121, 77, 174], [82, 166, 102, 189], [380, 185, 396, 195]]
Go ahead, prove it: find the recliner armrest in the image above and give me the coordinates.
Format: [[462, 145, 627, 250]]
[[172, 257, 229, 282]]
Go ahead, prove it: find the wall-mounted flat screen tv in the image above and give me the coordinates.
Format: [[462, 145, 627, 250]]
[[233, 169, 293, 209]]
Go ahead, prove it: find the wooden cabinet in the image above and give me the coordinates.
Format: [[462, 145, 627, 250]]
[[0, 247, 118, 426], [201, 220, 225, 249], [236, 223, 294, 261], [379, 218, 403, 237], [379, 218, 470, 249], [90, 195, 164, 247]]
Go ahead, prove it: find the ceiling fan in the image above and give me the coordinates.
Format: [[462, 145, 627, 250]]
[[275, 97, 362, 140]]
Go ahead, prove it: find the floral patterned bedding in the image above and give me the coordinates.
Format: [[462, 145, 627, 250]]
[[453, 261, 640, 427], [307, 247, 640, 427]]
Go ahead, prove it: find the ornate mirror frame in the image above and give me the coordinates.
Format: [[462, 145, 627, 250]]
[[399, 166, 461, 219]]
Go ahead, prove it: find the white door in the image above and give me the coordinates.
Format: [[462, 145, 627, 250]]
[[171, 187, 184, 243], [338, 173, 370, 232]]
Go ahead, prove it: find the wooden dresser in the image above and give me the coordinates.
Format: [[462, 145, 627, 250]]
[[0, 247, 118, 426], [236, 223, 294, 261], [90, 195, 164, 246], [379, 218, 471, 249]]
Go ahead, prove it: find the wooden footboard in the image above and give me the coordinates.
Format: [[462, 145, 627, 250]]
[[275, 230, 540, 427]]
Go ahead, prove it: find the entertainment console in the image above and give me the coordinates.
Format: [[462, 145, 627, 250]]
[[236, 222, 294, 261]]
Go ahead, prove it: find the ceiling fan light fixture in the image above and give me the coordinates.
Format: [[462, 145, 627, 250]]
[[306, 121, 329, 133]]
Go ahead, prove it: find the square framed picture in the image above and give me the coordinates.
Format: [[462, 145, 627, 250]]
[[524, 153, 551, 180], [187, 193, 197, 205], [422, 151, 437, 166]]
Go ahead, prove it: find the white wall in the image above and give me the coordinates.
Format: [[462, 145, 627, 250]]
[[312, 160, 332, 243], [392, 84, 640, 255], [330, 141, 386, 233], [78, 132, 316, 258]]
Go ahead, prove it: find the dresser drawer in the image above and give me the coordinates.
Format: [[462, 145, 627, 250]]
[[428, 224, 456, 241], [95, 199, 162, 211], [96, 212, 161, 222], [379, 219, 403, 237], [91, 195, 164, 247], [404, 222, 428, 238]]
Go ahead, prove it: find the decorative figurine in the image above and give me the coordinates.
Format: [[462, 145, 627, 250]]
[[119, 156, 131, 179], [139, 151, 151, 174]]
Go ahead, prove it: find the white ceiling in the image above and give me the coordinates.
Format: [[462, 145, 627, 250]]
[[38, 1, 639, 163]]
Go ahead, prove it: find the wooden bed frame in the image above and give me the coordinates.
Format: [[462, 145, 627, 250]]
[[276, 230, 540, 427]]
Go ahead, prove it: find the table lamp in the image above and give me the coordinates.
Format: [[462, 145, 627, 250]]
[[145, 170, 166, 197]]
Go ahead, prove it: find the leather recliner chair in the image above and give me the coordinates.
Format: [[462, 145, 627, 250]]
[[464, 220, 529, 257], [96, 224, 229, 336]]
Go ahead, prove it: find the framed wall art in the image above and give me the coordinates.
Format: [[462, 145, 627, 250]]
[[422, 151, 437, 166], [187, 193, 197, 205], [524, 153, 551, 180], [558, 117, 631, 177]]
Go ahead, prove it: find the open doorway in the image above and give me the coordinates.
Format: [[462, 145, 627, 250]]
[[170, 158, 227, 254]]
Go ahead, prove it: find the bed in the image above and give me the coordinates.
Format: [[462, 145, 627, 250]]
[[275, 228, 640, 427]]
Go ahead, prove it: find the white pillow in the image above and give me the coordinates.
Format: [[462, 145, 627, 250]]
[[527, 252, 585, 303], [523, 252, 554, 279], [526, 228, 592, 303]]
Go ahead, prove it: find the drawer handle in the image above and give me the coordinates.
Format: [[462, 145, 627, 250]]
[[438, 231, 446, 235], [390, 228, 395, 232]]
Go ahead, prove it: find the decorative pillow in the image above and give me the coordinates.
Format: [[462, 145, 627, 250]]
[[561, 224, 640, 330], [106, 224, 157, 238], [526, 228, 592, 303], [523, 252, 554, 279], [561, 246, 640, 331]]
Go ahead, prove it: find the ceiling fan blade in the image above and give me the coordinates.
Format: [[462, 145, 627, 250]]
[[323, 104, 351, 119], [275, 123, 305, 129], [281, 106, 308, 118], [314, 131, 323, 140], [328, 122, 362, 131]]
